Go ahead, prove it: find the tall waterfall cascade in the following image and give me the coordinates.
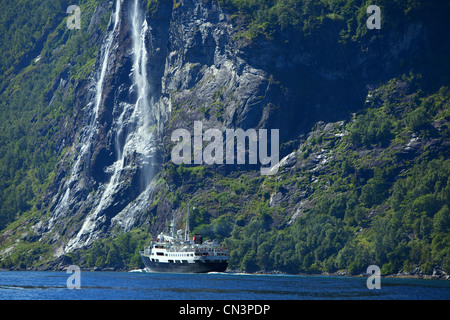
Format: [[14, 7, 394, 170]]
[[47, 0, 160, 255]]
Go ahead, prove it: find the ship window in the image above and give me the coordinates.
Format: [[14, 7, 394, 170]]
[[156, 252, 164, 256], [168, 260, 174, 263]]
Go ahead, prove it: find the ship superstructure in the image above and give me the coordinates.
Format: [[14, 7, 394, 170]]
[[140, 206, 229, 273]]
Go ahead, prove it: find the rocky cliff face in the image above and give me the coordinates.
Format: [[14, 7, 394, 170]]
[[36, 0, 288, 257], [13, 0, 435, 250], [42, 0, 167, 256], [1, 0, 448, 273]]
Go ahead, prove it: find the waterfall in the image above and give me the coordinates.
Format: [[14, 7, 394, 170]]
[[63, 0, 157, 252], [76, 0, 122, 177], [48, 0, 122, 235], [121, 0, 155, 188], [95, 0, 122, 122]]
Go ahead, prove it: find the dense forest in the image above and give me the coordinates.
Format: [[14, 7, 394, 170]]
[[0, 0, 107, 230], [0, 0, 449, 277], [224, 83, 450, 275], [151, 76, 449, 275]]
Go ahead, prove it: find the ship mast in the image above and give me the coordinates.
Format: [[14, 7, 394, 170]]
[[185, 204, 190, 241], [170, 217, 175, 238]]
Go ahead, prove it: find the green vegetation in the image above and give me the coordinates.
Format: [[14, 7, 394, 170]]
[[0, 0, 449, 276], [160, 79, 450, 275], [0, 228, 152, 270], [348, 109, 393, 147], [75, 229, 152, 270], [225, 155, 449, 274], [217, 0, 433, 41], [0, 0, 65, 88], [0, 0, 109, 230]]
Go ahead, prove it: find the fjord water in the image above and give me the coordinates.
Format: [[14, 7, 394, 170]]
[[0, 271, 449, 300]]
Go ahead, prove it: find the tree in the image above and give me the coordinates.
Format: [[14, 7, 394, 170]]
[[406, 106, 430, 131], [433, 205, 450, 235]]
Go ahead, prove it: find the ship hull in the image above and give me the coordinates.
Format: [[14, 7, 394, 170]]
[[140, 255, 228, 273]]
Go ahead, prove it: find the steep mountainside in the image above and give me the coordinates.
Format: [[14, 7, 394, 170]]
[[0, 0, 449, 276]]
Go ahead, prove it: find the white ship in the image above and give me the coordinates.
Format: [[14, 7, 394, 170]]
[[140, 206, 229, 273]]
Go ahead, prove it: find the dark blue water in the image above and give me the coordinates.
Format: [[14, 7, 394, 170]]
[[0, 271, 449, 300]]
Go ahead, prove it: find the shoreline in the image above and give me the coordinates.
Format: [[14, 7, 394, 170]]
[[237, 270, 450, 281], [2, 266, 449, 280]]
